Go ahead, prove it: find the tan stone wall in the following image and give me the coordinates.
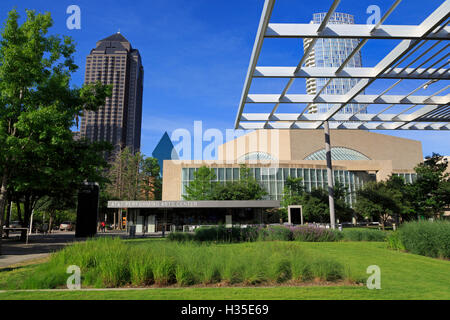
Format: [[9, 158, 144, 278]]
[[218, 129, 422, 170], [218, 130, 291, 161], [289, 130, 422, 171]]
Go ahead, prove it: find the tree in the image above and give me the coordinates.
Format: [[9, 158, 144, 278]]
[[183, 166, 217, 200], [0, 9, 111, 253], [354, 180, 402, 228], [212, 165, 267, 200], [281, 178, 352, 224], [183, 165, 267, 201], [407, 153, 450, 219], [140, 157, 162, 200]]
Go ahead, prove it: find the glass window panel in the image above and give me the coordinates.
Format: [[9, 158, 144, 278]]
[[218, 168, 225, 181], [290, 168, 297, 178], [255, 168, 261, 181], [276, 168, 282, 180], [311, 169, 316, 182], [262, 168, 269, 181], [182, 168, 188, 181], [226, 168, 232, 180], [283, 168, 289, 181], [189, 168, 195, 180], [269, 168, 276, 181], [297, 168, 303, 179], [304, 169, 310, 182], [233, 168, 239, 181], [270, 181, 276, 195]]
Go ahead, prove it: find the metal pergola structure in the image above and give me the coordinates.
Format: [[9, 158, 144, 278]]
[[234, 0, 450, 228]]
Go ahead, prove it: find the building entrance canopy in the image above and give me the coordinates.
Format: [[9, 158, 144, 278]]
[[107, 200, 280, 209]]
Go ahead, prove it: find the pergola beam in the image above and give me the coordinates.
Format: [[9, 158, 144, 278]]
[[254, 67, 449, 79], [246, 94, 448, 105], [240, 109, 449, 122], [234, 0, 275, 129], [265, 23, 450, 39], [237, 121, 450, 130]]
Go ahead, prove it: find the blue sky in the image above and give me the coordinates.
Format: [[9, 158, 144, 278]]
[[1, 0, 448, 159]]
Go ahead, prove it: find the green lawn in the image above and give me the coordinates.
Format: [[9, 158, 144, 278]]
[[0, 241, 449, 300]]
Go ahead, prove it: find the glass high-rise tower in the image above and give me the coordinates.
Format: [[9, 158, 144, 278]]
[[304, 13, 365, 114], [80, 32, 144, 158]]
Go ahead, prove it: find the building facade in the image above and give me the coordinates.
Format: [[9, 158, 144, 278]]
[[304, 12, 365, 114], [162, 130, 422, 204], [80, 33, 144, 156]]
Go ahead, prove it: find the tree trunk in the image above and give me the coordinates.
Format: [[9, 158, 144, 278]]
[[5, 201, 12, 238], [48, 211, 54, 234], [0, 173, 9, 255], [16, 200, 22, 225]]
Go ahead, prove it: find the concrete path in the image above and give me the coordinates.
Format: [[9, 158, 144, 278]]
[[0, 230, 160, 269], [0, 232, 77, 268]]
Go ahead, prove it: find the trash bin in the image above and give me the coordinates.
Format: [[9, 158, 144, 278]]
[[129, 225, 136, 237]]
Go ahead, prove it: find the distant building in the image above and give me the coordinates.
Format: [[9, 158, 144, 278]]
[[162, 130, 423, 204], [72, 131, 81, 141], [304, 12, 365, 114], [152, 132, 179, 176], [80, 32, 144, 157]]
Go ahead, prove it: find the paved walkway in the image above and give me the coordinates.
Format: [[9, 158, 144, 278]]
[[0, 230, 134, 268], [0, 232, 77, 268]]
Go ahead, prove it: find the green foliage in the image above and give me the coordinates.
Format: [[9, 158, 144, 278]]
[[170, 225, 392, 243], [213, 165, 267, 200], [0, 8, 112, 234], [191, 225, 259, 243], [1, 238, 347, 289], [167, 232, 195, 242], [105, 149, 162, 202], [354, 154, 450, 223], [386, 231, 406, 251], [396, 221, 450, 259], [183, 166, 217, 200], [281, 178, 353, 224], [183, 165, 267, 201], [292, 226, 342, 242], [406, 154, 450, 218], [340, 228, 387, 242], [355, 178, 403, 226], [258, 226, 293, 241]]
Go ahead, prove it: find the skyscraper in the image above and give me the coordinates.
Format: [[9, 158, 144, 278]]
[[304, 13, 365, 114], [80, 32, 144, 157]]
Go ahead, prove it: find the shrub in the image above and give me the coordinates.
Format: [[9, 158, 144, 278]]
[[258, 225, 293, 241], [386, 231, 405, 251], [397, 221, 450, 259], [152, 257, 176, 286], [291, 226, 341, 242], [341, 228, 387, 242], [3, 238, 351, 289], [311, 259, 344, 281], [168, 232, 195, 242], [274, 260, 292, 283]]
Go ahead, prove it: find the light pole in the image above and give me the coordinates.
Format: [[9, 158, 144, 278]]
[[324, 121, 336, 229]]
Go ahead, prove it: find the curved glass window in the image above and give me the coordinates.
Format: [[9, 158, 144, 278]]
[[237, 152, 278, 162], [305, 147, 370, 161]]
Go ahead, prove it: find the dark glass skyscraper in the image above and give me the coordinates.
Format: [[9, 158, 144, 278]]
[[80, 32, 143, 157]]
